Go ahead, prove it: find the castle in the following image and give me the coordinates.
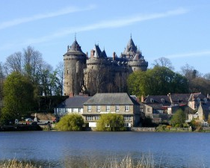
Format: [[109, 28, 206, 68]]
[[63, 37, 148, 96]]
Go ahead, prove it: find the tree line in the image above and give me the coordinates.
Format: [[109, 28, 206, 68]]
[[128, 57, 210, 98], [1, 47, 210, 124], [0, 46, 64, 124]]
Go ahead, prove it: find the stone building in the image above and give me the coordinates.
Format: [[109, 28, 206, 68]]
[[83, 93, 140, 128], [63, 37, 148, 96]]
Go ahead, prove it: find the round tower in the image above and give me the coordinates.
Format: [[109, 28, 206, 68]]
[[121, 37, 148, 72], [63, 40, 86, 96]]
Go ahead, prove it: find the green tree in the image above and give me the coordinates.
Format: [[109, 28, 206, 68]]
[[1, 72, 35, 123], [96, 113, 125, 131], [55, 114, 84, 131], [170, 109, 186, 127], [128, 66, 189, 97]]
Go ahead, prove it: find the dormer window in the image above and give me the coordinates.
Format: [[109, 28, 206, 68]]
[[161, 98, 165, 103], [150, 98, 154, 103], [204, 98, 208, 104]]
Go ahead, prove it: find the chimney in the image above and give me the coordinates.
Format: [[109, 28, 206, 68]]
[[91, 50, 95, 57], [113, 52, 116, 60], [141, 95, 144, 102], [69, 93, 74, 98]]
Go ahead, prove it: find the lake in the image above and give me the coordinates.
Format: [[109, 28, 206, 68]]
[[0, 131, 209, 167]]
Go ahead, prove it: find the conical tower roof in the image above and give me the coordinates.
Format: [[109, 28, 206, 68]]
[[64, 40, 86, 56], [125, 37, 137, 53]]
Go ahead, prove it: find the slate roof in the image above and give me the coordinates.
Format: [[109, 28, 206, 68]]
[[144, 95, 171, 105], [170, 93, 191, 104], [64, 40, 86, 56], [188, 92, 206, 101], [56, 96, 91, 108], [83, 93, 139, 105]]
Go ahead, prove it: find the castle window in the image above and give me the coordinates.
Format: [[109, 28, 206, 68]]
[[67, 70, 69, 74]]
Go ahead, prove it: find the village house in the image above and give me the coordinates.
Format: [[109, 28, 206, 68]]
[[142, 92, 210, 125], [54, 95, 91, 117], [82, 93, 140, 128]]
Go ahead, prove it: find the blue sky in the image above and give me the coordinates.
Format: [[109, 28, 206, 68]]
[[0, 0, 210, 74]]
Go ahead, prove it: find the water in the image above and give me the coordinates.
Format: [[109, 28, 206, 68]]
[[0, 131, 209, 167]]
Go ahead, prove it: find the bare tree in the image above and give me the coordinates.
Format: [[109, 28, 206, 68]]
[[5, 52, 22, 74], [153, 57, 174, 70], [180, 64, 200, 80], [55, 62, 64, 95], [23, 46, 43, 83]]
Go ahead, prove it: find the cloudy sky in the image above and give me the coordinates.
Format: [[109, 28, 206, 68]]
[[0, 0, 210, 74]]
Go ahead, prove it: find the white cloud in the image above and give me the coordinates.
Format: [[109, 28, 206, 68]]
[[20, 8, 189, 45], [164, 51, 210, 59], [0, 5, 96, 30], [0, 7, 189, 51]]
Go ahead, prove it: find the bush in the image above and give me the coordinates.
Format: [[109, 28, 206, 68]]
[[55, 113, 84, 131], [170, 109, 186, 127], [96, 113, 125, 131]]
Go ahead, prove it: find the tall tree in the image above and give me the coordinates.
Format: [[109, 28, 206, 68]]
[[23, 46, 43, 83], [1, 72, 35, 122], [54, 62, 64, 96], [128, 66, 189, 97]]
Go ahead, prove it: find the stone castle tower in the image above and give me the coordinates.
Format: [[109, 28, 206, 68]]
[[63, 37, 148, 96], [63, 40, 86, 96]]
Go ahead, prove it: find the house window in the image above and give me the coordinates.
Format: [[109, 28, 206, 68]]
[[88, 106, 92, 112], [124, 116, 131, 120], [124, 123, 130, 127], [115, 105, 119, 112], [97, 106, 101, 112], [86, 116, 94, 121], [106, 105, 110, 112], [95, 116, 100, 120], [125, 105, 129, 112]]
